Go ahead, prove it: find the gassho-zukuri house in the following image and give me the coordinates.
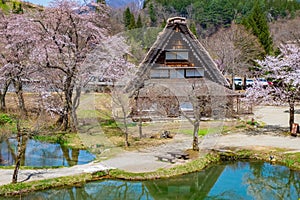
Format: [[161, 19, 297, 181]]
[[124, 17, 240, 121]]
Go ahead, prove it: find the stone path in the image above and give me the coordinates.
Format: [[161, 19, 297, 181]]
[[0, 160, 112, 186]]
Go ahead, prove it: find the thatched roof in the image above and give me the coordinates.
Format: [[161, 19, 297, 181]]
[[126, 17, 231, 95], [138, 78, 237, 98]]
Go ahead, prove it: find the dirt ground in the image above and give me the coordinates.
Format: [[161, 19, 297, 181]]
[[1, 105, 300, 186]]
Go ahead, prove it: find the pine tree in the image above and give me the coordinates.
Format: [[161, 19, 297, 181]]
[[18, 3, 23, 14], [12, 2, 23, 14], [243, 1, 273, 55], [149, 3, 157, 25], [136, 14, 143, 28], [128, 13, 136, 30], [12, 2, 16, 11], [96, 0, 106, 4], [124, 7, 132, 29]]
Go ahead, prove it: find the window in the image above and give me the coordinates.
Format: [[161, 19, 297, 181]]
[[166, 52, 176, 60], [150, 69, 169, 78], [170, 69, 184, 78], [166, 51, 188, 60], [185, 69, 203, 78], [177, 52, 189, 60]]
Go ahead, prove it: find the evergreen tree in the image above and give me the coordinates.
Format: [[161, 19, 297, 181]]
[[149, 3, 157, 25], [12, 2, 23, 14], [12, 2, 16, 11], [136, 14, 143, 28], [243, 1, 273, 55], [124, 7, 132, 29], [128, 13, 136, 30], [18, 3, 23, 14]]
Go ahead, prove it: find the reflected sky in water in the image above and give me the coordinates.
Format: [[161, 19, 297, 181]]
[[0, 138, 95, 167]]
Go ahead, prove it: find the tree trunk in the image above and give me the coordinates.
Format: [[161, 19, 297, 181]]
[[243, 74, 247, 90], [58, 75, 74, 131], [12, 78, 27, 116], [12, 121, 26, 183], [71, 86, 81, 130], [289, 101, 295, 132], [0, 79, 11, 111], [58, 106, 70, 131], [124, 117, 129, 147], [231, 73, 235, 90], [20, 136, 28, 166], [192, 120, 200, 151], [138, 118, 143, 139], [0, 91, 4, 112], [118, 97, 130, 147]]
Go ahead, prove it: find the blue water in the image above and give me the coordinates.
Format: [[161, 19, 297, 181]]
[[0, 138, 95, 167], [3, 161, 299, 199]]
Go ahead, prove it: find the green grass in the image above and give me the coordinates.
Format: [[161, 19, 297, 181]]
[[77, 109, 102, 119], [32, 132, 85, 149], [181, 126, 227, 136], [0, 2, 10, 13], [100, 119, 118, 128], [0, 171, 108, 196]]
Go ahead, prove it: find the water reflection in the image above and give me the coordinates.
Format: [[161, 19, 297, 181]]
[[0, 138, 95, 167], [2, 161, 299, 200]]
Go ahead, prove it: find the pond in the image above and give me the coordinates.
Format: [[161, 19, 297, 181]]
[[0, 138, 95, 167], [2, 161, 299, 199]]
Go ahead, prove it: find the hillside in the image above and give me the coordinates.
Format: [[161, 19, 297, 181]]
[[0, 0, 43, 13], [146, 0, 300, 36]]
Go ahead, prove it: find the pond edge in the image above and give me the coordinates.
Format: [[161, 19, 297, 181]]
[[0, 148, 299, 197]]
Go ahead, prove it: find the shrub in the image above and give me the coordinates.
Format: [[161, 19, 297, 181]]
[[0, 114, 13, 126]]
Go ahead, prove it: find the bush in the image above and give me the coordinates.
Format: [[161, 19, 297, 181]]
[[0, 114, 13, 126]]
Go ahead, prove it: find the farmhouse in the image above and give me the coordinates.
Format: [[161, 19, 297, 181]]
[[126, 17, 238, 120]]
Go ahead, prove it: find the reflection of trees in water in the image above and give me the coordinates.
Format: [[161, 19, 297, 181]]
[[39, 145, 61, 166], [145, 165, 225, 200], [82, 181, 152, 200], [244, 162, 300, 199], [6, 162, 300, 199], [5, 138, 17, 164], [0, 138, 81, 167], [18, 181, 153, 200], [60, 144, 80, 167], [0, 137, 28, 166]]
